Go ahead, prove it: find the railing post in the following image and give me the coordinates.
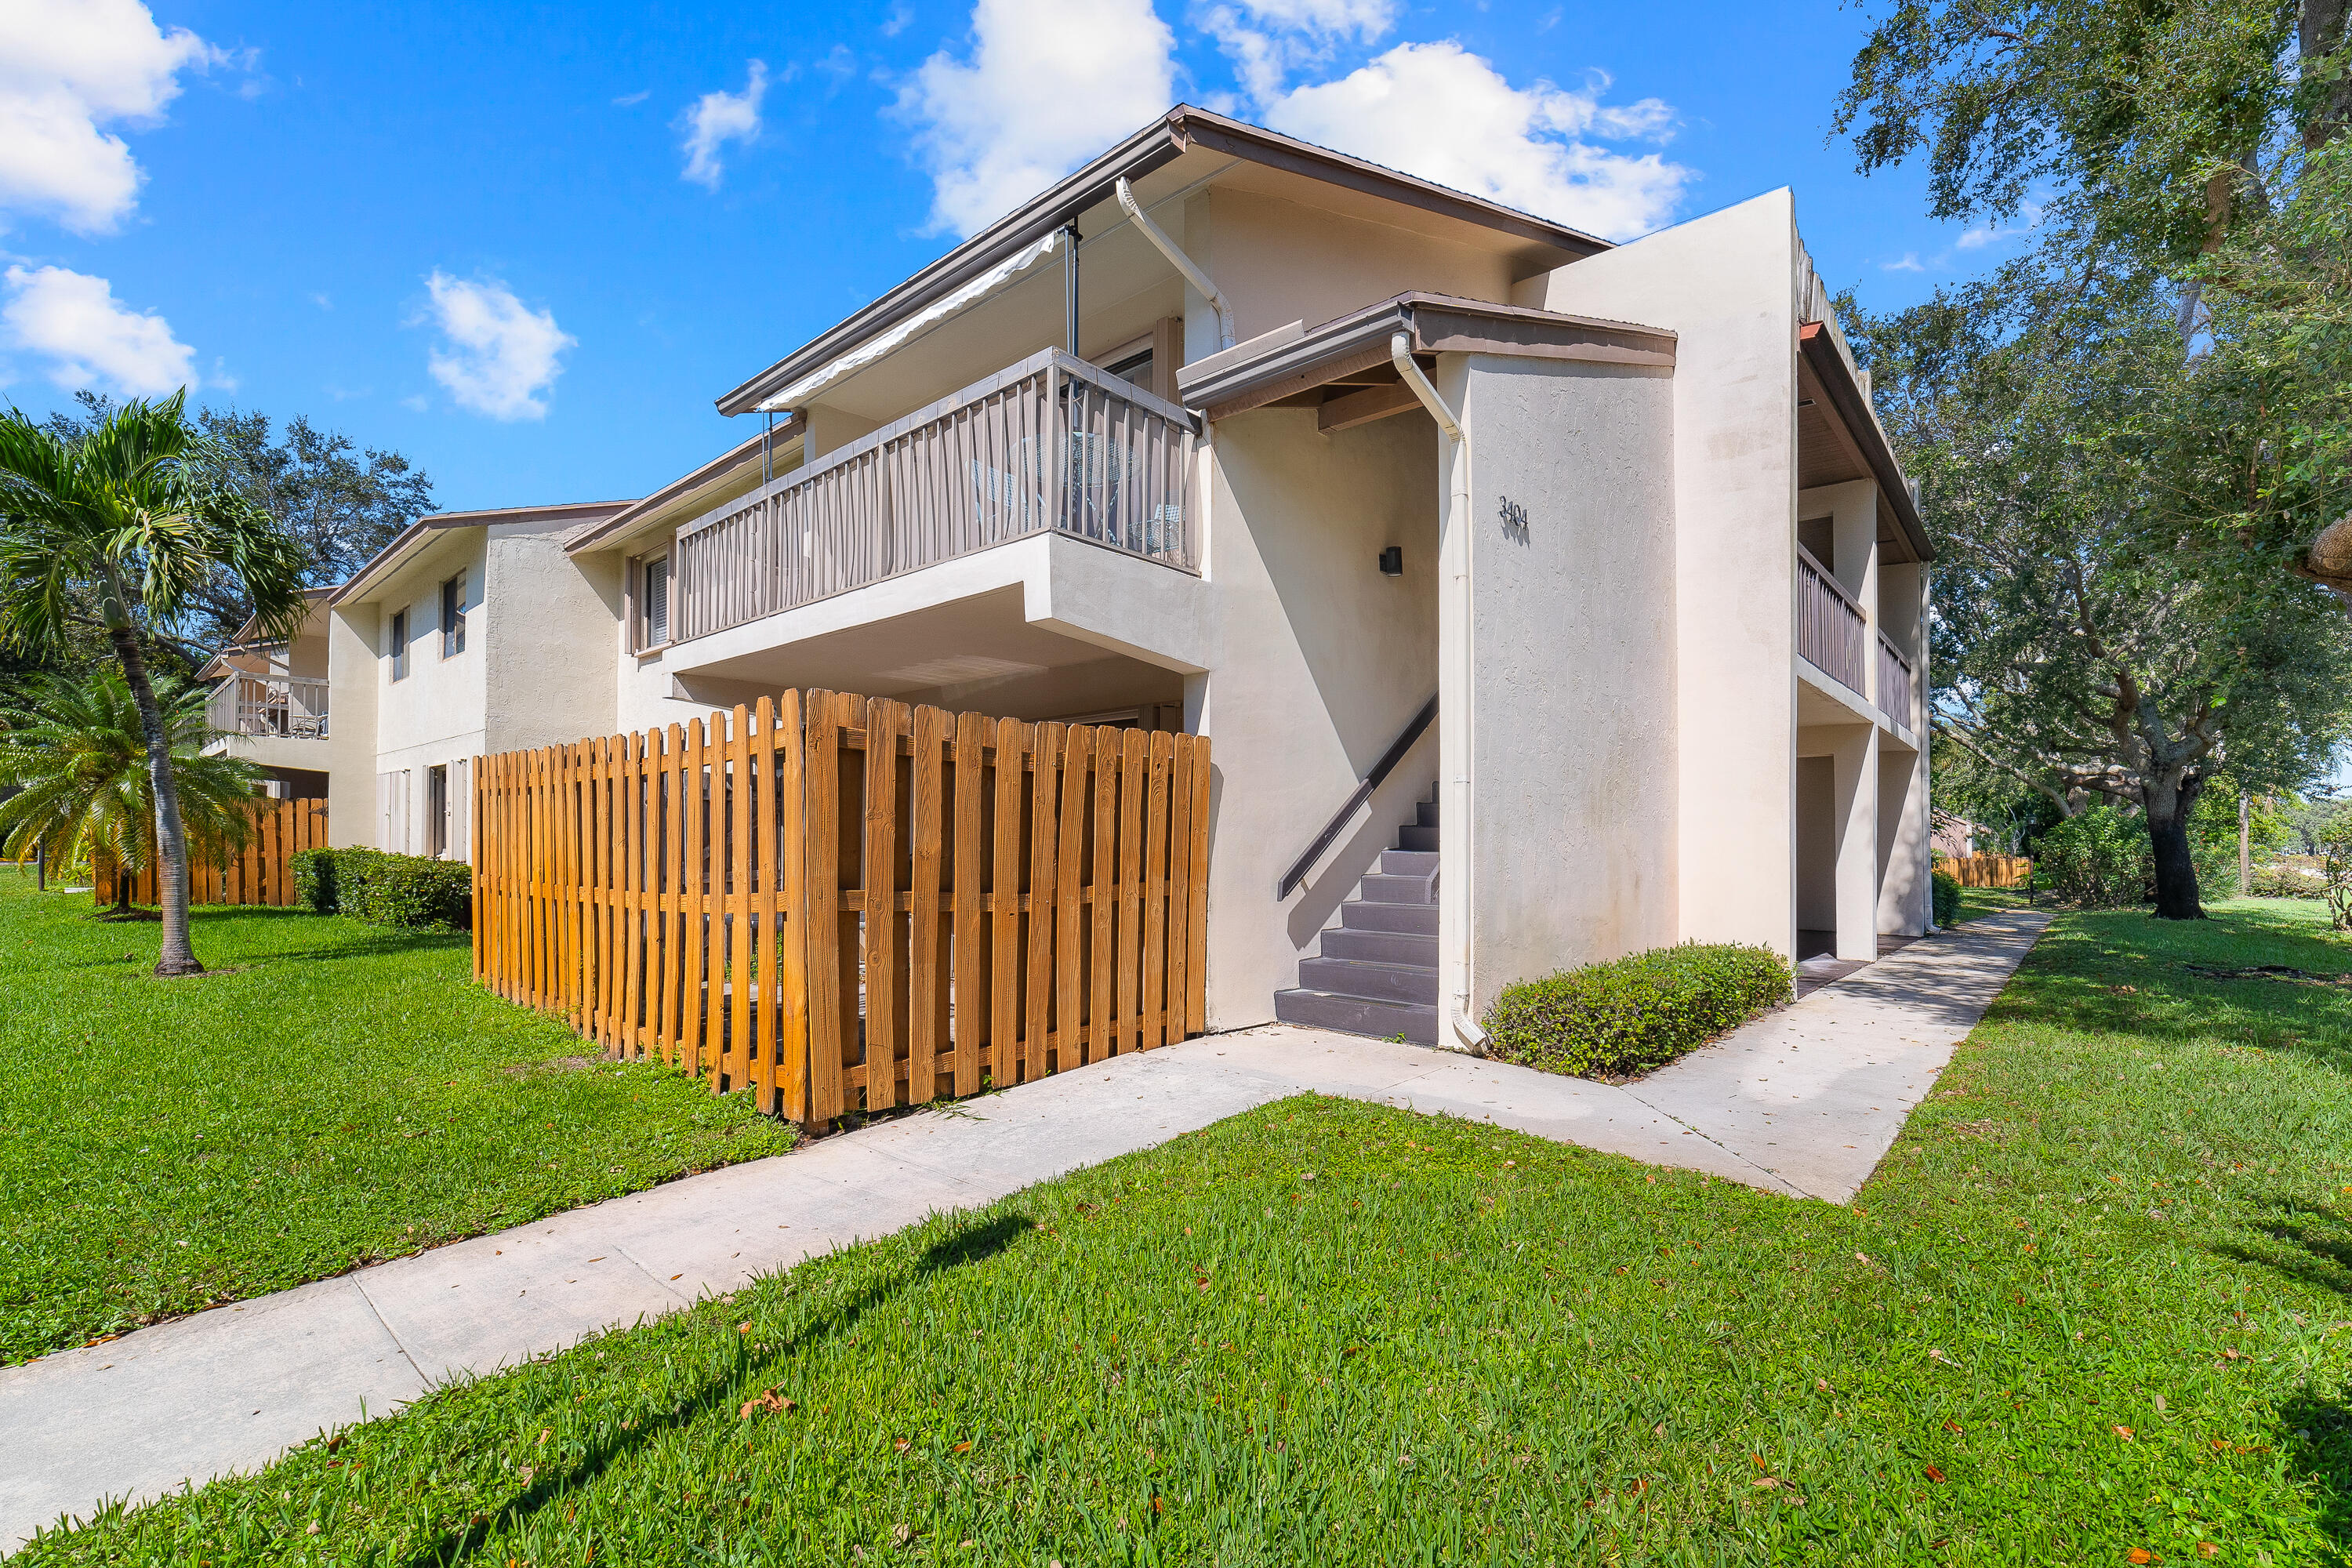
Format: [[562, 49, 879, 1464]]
[[1045, 357, 1066, 538]]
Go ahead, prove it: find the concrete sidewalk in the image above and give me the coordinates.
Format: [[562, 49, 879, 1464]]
[[1, 909, 2045, 1551]]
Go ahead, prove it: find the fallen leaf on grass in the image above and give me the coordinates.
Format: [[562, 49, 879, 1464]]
[[953, 1441, 973, 1453], [738, 1389, 793, 1418], [2114, 1426, 2135, 1441], [2127, 1551, 2154, 1565], [1924, 1464, 1947, 1483]]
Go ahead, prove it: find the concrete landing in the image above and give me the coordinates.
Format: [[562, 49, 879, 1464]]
[[0, 909, 2045, 1552]]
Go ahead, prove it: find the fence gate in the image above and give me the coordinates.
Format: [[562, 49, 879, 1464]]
[[472, 690, 1211, 1124], [93, 797, 329, 908]]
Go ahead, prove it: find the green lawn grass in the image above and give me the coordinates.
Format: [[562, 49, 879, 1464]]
[[17, 898, 2352, 1565], [0, 873, 794, 1367]]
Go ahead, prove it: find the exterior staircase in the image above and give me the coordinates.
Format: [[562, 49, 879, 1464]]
[[1273, 789, 1439, 1044]]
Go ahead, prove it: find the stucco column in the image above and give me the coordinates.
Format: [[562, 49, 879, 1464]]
[[1832, 723, 1879, 960], [1876, 742, 1929, 935]]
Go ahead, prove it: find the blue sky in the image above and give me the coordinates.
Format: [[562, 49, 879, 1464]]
[[0, 0, 2029, 514]]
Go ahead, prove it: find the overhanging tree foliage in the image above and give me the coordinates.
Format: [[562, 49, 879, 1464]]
[[1852, 263, 2352, 917], [1836, 0, 2352, 597], [39, 392, 434, 658]]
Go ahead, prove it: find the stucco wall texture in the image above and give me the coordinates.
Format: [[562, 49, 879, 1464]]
[[1454, 356, 1679, 1012]]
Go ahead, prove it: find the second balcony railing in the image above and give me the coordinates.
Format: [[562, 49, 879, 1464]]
[[673, 349, 1198, 644], [206, 673, 330, 740]]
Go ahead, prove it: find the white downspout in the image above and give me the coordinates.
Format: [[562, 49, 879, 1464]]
[[1116, 176, 1234, 352], [1389, 331, 1485, 1054]]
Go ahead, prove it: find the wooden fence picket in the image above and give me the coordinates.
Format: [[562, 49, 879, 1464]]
[[93, 797, 328, 911], [465, 693, 1208, 1126]]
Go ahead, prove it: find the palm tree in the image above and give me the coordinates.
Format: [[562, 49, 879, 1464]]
[[0, 393, 305, 973], [0, 671, 267, 914]]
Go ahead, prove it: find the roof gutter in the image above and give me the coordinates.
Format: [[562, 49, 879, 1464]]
[[715, 105, 1613, 419], [1116, 176, 1232, 352], [714, 114, 1190, 416]]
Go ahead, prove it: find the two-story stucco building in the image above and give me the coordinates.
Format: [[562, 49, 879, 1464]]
[[207, 105, 1933, 1050]]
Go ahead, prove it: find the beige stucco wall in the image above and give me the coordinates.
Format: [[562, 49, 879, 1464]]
[[1196, 404, 1440, 1028], [1185, 187, 1519, 358], [1516, 190, 1802, 957], [322, 604, 381, 851], [1446, 354, 1679, 1009], [481, 524, 622, 755]]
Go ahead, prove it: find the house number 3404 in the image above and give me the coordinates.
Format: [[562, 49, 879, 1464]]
[[1498, 497, 1530, 542]]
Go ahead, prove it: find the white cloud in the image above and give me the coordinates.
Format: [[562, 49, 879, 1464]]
[[0, 0, 223, 234], [681, 60, 768, 189], [1955, 201, 2042, 250], [902, 0, 1176, 237], [1882, 252, 1925, 272], [1261, 42, 1689, 241], [419, 271, 574, 421], [612, 88, 652, 107], [1, 263, 196, 394], [1203, 0, 1397, 104]]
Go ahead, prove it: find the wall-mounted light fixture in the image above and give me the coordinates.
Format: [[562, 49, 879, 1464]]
[[1377, 546, 1403, 576]]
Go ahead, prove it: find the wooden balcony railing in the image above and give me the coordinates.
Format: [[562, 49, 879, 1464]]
[[207, 673, 329, 739], [673, 349, 1198, 644], [1876, 629, 1915, 723], [1796, 546, 1867, 694]]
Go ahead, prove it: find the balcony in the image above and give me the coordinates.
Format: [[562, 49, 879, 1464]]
[[207, 673, 329, 740], [1796, 545, 1867, 695], [672, 349, 1199, 646], [1876, 628, 1915, 723]]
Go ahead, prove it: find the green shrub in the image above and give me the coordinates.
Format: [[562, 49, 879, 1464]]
[[288, 847, 471, 931], [2031, 807, 2153, 907], [1481, 942, 1793, 1081], [2248, 863, 2324, 899], [1931, 867, 1962, 926], [289, 847, 337, 913]]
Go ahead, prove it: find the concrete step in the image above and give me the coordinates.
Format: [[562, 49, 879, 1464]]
[[1381, 848, 1439, 878], [1359, 872, 1437, 905], [1298, 956, 1439, 1005], [1319, 927, 1439, 965], [1341, 899, 1439, 935], [1395, 823, 1439, 853], [1273, 988, 1439, 1044], [1415, 798, 1439, 828]]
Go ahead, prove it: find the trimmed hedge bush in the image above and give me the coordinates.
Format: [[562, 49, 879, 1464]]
[[289, 847, 337, 914], [1932, 867, 1962, 926], [289, 847, 471, 931], [1481, 942, 1793, 1082]]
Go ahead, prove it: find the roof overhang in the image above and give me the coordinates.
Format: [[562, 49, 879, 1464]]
[[332, 501, 631, 606], [1798, 321, 1933, 563], [566, 416, 806, 556], [713, 105, 1613, 419], [1176, 292, 1675, 421]]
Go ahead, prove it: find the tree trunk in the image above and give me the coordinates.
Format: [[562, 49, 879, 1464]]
[[109, 625, 202, 975], [2146, 789, 2206, 920]]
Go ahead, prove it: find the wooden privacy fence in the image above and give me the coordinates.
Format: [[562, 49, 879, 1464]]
[[93, 797, 329, 908], [473, 690, 1211, 1125], [1940, 853, 2032, 889]]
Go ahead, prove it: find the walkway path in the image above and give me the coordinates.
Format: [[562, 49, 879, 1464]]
[[1, 908, 2046, 1552]]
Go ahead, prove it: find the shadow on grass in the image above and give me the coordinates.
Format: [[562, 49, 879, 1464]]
[[2279, 1392, 2352, 1559], [1984, 908, 2352, 1066], [397, 1210, 1035, 1568], [2212, 1196, 2352, 1300]]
